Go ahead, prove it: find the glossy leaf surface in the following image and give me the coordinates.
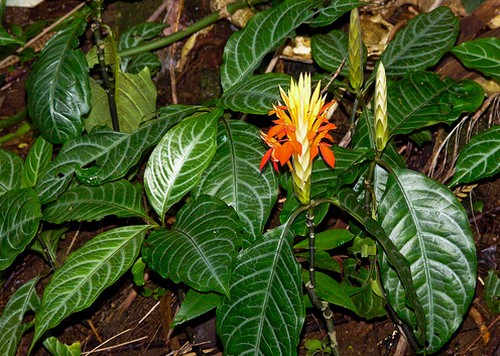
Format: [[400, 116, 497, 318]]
[[221, 0, 319, 91], [35, 105, 199, 203], [450, 125, 500, 187], [379, 168, 476, 353], [451, 37, 500, 81], [26, 18, 90, 143], [32, 225, 148, 346], [388, 72, 484, 136], [218, 73, 291, 114], [380, 7, 459, 77], [0, 150, 23, 196], [143, 196, 241, 296], [42, 180, 149, 223], [0, 189, 41, 270], [144, 109, 222, 218], [193, 120, 278, 246], [217, 225, 304, 356], [0, 277, 40, 356], [173, 289, 222, 327], [43, 337, 81, 356], [310, 0, 362, 27], [22, 137, 52, 188]]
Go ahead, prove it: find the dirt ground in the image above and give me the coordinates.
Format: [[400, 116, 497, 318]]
[[0, 0, 498, 355]]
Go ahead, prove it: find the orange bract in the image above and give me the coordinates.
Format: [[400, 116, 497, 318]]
[[260, 73, 338, 204]]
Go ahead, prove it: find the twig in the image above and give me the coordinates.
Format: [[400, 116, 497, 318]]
[[458, 315, 500, 355], [305, 205, 340, 356], [0, 2, 86, 70]]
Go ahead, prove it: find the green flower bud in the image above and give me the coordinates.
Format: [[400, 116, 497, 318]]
[[374, 62, 389, 151], [348, 8, 364, 92]]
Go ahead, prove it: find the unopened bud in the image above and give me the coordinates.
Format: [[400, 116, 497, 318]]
[[374, 62, 389, 151], [348, 8, 364, 92]]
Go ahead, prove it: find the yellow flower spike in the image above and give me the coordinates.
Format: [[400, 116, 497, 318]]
[[374, 62, 389, 151], [348, 7, 364, 92], [260, 73, 338, 205]]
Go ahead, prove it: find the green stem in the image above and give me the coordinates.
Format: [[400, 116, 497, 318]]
[[349, 95, 360, 139], [0, 109, 27, 129], [0, 122, 31, 144], [364, 159, 377, 217], [305, 203, 340, 356], [92, 1, 120, 132], [117, 0, 269, 58]]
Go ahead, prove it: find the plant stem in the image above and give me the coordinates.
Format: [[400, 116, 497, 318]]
[[305, 204, 340, 356], [92, 1, 120, 132], [117, 0, 269, 58], [0, 121, 31, 144], [0, 109, 26, 129], [364, 159, 377, 217]]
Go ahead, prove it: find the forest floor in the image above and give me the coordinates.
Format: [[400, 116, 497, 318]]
[[0, 0, 498, 355]]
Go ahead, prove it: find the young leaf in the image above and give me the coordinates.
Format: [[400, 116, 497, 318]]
[[42, 180, 149, 224], [22, 136, 52, 188], [0, 189, 41, 270], [217, 225, 304, 355], [0, 150, 23, 196], [309, 0, 362, 27], [302, 270, 359, 314], [26, 18, 90, 144], [449, 125, 500, 187], [0, 277, 40, 356], [332, 188, 426, 345], [221, 0, 320, 91], [378, 168, 477, 353], [144, 109, 222, 219], [43, 337, 81, 356], [0, 26, 24, 46], [173, 289, 222, 327], [85, 68, 157, 133], [142, 195, 241, 296], [217, 73, 291, 114], [451, 37, 500, 82], [312, 30, 366, 78], [294, 229, 355, 250], [192, 119, 278, 246], [380, 7, 459, 77], [387, 71, 484, 136], [484, 270, 499, 314], [35, 105, 199, 203], [31, 225, 149, 347]]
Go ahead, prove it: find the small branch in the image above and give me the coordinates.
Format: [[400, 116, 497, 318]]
[[92, 4, 120, 132], [117, 0, 269, 58], [305, 204, 340, 356]]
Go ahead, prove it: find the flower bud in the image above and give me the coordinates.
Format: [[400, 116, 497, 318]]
[[374, 62, 389, 151], [348, 8, 364, 92]]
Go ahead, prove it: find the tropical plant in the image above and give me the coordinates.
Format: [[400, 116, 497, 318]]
[[1, 0, 498, 355]]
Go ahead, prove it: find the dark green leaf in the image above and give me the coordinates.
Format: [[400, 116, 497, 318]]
[[32, 225, 148, 347], [451, 37, 500, 81], [450, 125, 500, 187], [217, 225, 304, 355], [143, 196, 241, 296], [379, 168, 477, 353], [0, 26, 24, 46], [312, 30, 366, 78], [0, 189, 41, 270], [192, 119, 278, 246], [380, 7, 459, 77], [173, 289, 222, 326], [26, 18, 90, 144], [144, 109, 222, 218], [332, 188, 426, 344], [0, 150, 23, 196], [22, 136, 52, 188], [218, 73, 291, 114], [296, 250, 341, 273], [221, 0, 320, 91], [388, 72, 484, 136], [42, 180, 149, 223], [35, 106, 199, 203], [309, 0, 362, 27], [0, 277, 40, 356]]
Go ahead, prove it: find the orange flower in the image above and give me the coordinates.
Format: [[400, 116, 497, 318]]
[[260, 73, 337, 204]]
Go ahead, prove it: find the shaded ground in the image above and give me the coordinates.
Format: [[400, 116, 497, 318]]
[[0, 0, 498, 355]]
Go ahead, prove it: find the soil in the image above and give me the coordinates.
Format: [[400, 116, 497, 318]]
[[0, 1, 498, 355]]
